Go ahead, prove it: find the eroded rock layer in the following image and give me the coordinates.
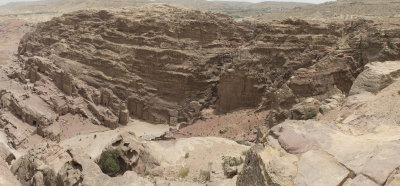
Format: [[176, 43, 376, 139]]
[[18, 4, 253, 126], [17, 4, 400, 127]]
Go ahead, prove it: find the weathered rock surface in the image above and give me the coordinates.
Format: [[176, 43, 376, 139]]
[[18, 4, 253, 126], [238, 120, 400, 186], [237, 61, 400, 186], [10, 122, 248, 185], [350, 61, 400, 95], [0, 142, 20, 186], [0, 158, 21, 186], [295, 150, 350, 186], [238, 144, 298, 186], [11, 133, 156, 186], [3, 4, 400, 186], [0, 142, 16, 164], [343, 174, 379, 186], [16, 5, 400, 130], [290, 98, 320, 120]]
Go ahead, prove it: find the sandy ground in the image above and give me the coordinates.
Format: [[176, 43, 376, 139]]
[[175, 108, 267, 142], [0, 19, 32, 65], [146, 137, 249, 183]]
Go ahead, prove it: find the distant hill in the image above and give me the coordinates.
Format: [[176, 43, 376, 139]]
[[4, 0, 400, 23], [157, 0, 310, 18], [0, 0, 310, 20], [258, 0, 400, 21]]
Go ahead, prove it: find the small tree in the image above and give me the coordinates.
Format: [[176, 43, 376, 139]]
[[99, 149, 120, 176]]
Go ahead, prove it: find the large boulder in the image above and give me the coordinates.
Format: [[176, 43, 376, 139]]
[[237, 144, 298, 186], [294, 150, 350, 186], [350, 61, 400, 95], [0, 143, 20, 186], [0, 158, 21, 186], [237, 120, 400, 186], [290, 98, 321, 120], [0, 142, 15, 164]]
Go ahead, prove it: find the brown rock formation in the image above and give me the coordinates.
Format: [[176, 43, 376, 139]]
[[15, 5, 400, 130], [17, 4, 253, 126]]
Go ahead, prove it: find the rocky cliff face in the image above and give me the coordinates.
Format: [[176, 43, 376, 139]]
[[18, 4, 254, 126], [16, 5, 400, 130]]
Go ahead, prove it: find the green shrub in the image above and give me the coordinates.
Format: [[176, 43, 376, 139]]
[[235, 140, 250, 146], [199, 162, 213, 182], [388, 41, 395, 49], [179, 167, 190, 178], [184, 152, 189, 159], [242, 150, 247, 156], [304, 110, 317, 120], [199, 170, 210, 182], [99, 149, 120, 176], [222, 156, 243, 167]]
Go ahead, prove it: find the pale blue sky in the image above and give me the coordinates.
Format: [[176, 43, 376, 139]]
[[0, 0, 39, 6], [0, 0, 335, 6]]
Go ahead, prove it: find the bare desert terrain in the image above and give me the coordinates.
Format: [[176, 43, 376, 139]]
[[1, 0, 400, 186]]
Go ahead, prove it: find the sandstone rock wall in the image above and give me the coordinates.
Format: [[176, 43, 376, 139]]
[[16, 5, 400, 128], [216, 71, 263, 114], [18, 5, 253, 126]]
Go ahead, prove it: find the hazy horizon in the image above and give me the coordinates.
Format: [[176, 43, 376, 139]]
[[0, 0, 40, 6], [210, 0, 335, 3], [0, 0, 336, 6]]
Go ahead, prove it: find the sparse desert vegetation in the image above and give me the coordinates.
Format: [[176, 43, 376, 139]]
[[98, 149, 121, 176], [222, 156, 244, 167], [179, 167, 190, 178]]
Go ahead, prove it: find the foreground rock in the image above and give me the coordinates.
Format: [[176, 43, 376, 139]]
[[11, 133, 155, 186], [238, 120, 400, 186], [238, 61, 400, 186], [0, 143, 20, 186], [11, 127, 248, 185]]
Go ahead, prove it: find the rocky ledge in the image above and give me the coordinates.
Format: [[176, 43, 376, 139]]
[[238, 61, 400, 186]]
